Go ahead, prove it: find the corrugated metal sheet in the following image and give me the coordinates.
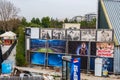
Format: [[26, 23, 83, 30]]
[[100, 0, 120, 74], [103, 0, 120, 44], [114, 47, 120, 74]]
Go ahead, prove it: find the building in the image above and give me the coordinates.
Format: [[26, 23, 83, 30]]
[[98, 0, 120, 74], [63, 23, 80, 29], [71, 16, 85, 22], [85, 13, 97, 22]]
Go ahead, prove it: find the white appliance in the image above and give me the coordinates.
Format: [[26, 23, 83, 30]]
[[95, 58, 103, 76]]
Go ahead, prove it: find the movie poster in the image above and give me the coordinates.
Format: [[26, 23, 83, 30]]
[[48, 53, 65, 67], [30, 28, 40, 39], [31, 52, 45, 65], [81, 29, 96, 41], [48, 40, 66, 53], [96, 42, 114, 57], [30, 39, 47, 53], [68, 41, 89, 55], [97, 30, 113, 42], [41, 29, 52, 39], [52, 29, 66, 40], [66, 30, 80, 41]]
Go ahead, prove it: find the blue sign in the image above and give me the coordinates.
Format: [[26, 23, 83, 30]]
[[70, 58, 81, 80]]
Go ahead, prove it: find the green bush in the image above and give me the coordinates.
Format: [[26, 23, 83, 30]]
[[16, 27, 27, 66]]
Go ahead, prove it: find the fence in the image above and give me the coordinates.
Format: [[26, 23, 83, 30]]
[[2, 40, 17, 61]]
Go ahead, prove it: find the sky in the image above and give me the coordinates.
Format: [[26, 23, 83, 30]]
[[8, 0, 98, 21]]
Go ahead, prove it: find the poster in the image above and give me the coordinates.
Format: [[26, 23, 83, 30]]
[[81, 29, 96, 41], [97, 30, 113, 42], [31, 52, 45, 65], [66, 30, 80, 41], [48, 53, 65, 67], [48, 40, 66, 53], [102, 58, 113, 72], [25, 28, 31, 36], [30, 39, 47, 53], [68, 41, 89, 55], [96, 42, 114, 57], [52, 29, 66, 40], [30, 28, 40, 38], [41, 29, 52, 39]]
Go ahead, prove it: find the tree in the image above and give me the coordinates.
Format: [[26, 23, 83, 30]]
[[80, 21, 88, 29], [64, 18, 69, 23], [21, 17, 28, 26], [30, 17, 41, 27], [36, 18, 41, 25], [89, 18, 96, 29], [0, 0, 20, 31], [41, 16, 50, 28], [31, 17, 36, 24], [16, 27, 27, 66], [80, 19, 96, 29], [7, 18, 21, 31]]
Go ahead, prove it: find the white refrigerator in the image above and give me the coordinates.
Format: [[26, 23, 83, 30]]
[[95, 58, 103, 76]]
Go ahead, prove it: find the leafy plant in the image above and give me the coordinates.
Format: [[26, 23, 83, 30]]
[[16, 27, 27, 66]]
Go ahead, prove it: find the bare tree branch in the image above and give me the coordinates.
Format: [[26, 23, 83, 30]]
[[0, 0, 20, 31]]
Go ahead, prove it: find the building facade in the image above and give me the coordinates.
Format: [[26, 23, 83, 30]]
[[85, 13, 97, 22], [71, 16, 85, 22], [63, 23, 80, 29]]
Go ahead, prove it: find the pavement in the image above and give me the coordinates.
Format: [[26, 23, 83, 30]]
[[15, 66, 120, 80], [81, 73, 120, 80]]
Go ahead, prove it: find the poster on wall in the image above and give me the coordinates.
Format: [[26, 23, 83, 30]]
[[31, 52, 45, 65], [30, 28, 40, 39], [96, 42, 114, 57], [48, 40, 66, 53], [102, 58, 113, 72], [66, 30, 80, 41], [30, 39, 47, 53], [81, 29, 96, 41], [25, 28, 31, 36], [48, 53, 65, 67], [52, 29, 66, 40], [68, 41, 89, 55], [41, 29, 52, 39], [97, 30, 113, 42]]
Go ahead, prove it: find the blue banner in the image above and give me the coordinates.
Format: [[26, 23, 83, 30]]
[[70, 58, 81, 80]]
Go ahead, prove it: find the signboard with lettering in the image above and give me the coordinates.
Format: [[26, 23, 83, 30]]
[[96, 42, 114, 57], [70, 58, 80, 80]]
